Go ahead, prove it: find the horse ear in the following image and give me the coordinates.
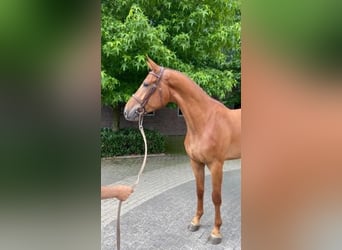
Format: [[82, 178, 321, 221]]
[[146, 56, 159, 71]]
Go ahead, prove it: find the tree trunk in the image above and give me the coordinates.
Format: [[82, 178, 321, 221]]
[[111, 105, 120, 131]]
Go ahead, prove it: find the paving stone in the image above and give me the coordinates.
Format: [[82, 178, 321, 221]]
[[101, 155, 240, 250]]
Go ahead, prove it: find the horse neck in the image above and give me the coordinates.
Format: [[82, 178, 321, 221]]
[[166, 70, 212, 133]]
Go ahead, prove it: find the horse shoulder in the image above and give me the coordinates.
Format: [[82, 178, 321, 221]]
[[206, 105, 241, 160], [223, 108, 241, 159]]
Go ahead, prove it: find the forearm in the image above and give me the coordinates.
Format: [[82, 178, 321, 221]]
[[101, 186, 119, 199], [101, 185, 133, 201]]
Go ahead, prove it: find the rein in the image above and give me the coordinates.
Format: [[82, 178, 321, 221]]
[[116, 112, 147, 250], [132, 67, 165, 113]]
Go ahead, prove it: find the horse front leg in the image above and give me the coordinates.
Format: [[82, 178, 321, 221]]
[[208, 161, 223, 244], [188, 159, 205, 232]]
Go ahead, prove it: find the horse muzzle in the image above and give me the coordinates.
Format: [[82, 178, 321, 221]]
[[123, 105, 142, 121]]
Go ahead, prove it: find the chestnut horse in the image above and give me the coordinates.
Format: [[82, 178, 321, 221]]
[[124, 58, 241, 244]]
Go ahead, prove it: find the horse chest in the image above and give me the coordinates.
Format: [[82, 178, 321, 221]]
[[184, 135, 211, 163]]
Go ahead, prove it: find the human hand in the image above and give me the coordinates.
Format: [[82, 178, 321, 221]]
[[114, 185, 134, 201]]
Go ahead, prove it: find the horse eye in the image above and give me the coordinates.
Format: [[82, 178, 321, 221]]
[[143, 82, 149, 87]]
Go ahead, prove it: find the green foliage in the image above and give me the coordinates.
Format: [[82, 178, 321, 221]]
[[102, 0, 241, 107], [101, 128, 165, 157]]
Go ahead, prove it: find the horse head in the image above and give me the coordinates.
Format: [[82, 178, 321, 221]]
[[124, 57, 170, 121]]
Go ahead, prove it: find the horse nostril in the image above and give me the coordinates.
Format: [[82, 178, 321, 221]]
[[124, 110, 127, 118]]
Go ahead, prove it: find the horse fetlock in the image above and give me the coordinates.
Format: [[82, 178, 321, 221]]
[[211, 226, 222, 235], [197, 210, 204, 219], [192, 214, 202, 224]]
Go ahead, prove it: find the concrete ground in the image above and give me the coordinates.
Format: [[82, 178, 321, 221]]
[[101, 155, 241, 250]]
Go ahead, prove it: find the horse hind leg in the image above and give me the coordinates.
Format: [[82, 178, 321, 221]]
[[208, 161, 223, 245], [188, 160, 205, 232]]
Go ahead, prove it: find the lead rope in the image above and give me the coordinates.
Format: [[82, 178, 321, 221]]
[[116, 112, 147, 250]]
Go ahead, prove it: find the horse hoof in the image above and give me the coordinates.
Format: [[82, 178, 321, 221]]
[[208, 233, 222, 245], [188, 222, 200, 232]]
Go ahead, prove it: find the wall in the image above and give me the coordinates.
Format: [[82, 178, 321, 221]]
[[101, 105, 186, 136], [101, 105, 114, 128]]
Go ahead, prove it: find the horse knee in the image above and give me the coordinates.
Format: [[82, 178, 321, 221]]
[[212, 192, 222, 206], [197, 188, 204, 198]]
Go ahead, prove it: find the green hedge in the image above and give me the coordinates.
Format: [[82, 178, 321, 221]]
[[101, 128, 165, 157]]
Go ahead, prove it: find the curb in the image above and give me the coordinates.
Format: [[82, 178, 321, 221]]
[[101, 153, 167, 160]]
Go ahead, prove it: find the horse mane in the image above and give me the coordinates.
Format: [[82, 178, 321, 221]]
[[167, 68, 211, 99], [167, 68, 229, 111]]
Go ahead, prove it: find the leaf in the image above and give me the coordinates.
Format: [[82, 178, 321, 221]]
[[188, 19, 196, 27], [101, 0, 241, 107]]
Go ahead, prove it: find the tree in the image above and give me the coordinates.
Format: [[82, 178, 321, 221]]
[[101, 0, 241, 128]]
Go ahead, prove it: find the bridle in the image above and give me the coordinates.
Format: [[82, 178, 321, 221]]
[[132, 67, 165, 114]]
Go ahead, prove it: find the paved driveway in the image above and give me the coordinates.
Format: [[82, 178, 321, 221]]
[[101, 155, 241, 250]]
